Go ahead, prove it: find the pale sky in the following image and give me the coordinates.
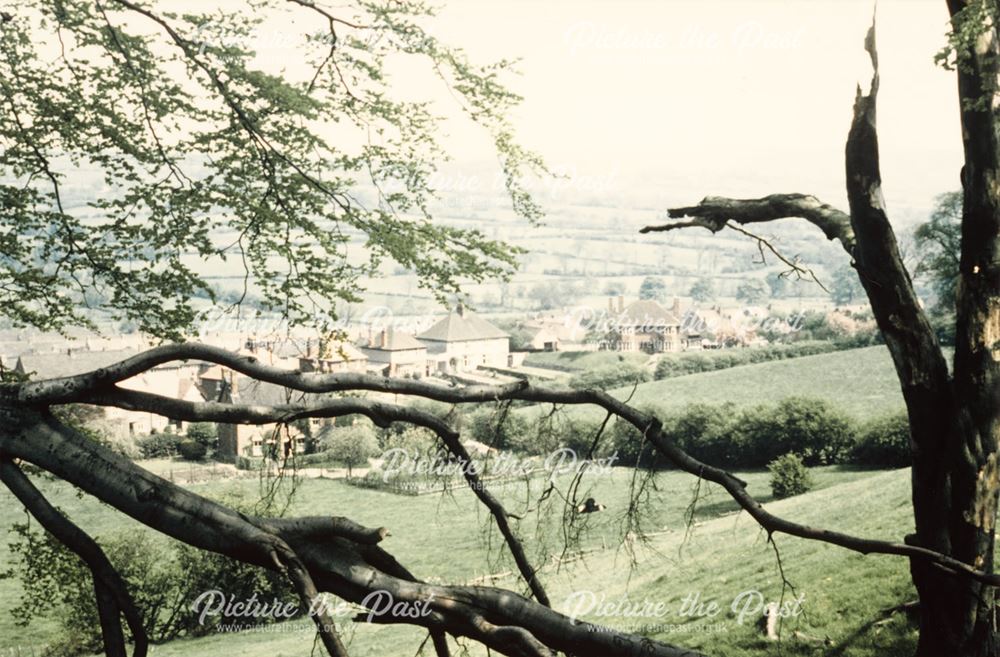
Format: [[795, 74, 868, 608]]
[[90, 0, 967, 220], [412, 0, 962, 216]]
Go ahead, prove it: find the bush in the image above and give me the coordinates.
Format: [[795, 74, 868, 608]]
[[665, 403, 738, 468], [176, 439, 207, 461], [464, 407, 532, 452], [653, 341, 838, 380], [568, 363, 651, 391], [186, 422, 218, 448], [531, 415, 613, 459], [608, 409, 670, 469], [2, 521, 296, 653], [768, 453, 813, 498], [852, 412, 911, 468], [136, 432, 178, 458], [318, 421, 380, 475], [734, 397, 855, 467]]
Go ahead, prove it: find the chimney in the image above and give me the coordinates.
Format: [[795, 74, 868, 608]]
[[380, 329, 388, 349], [671, 297, 680, 315], [608, 297, 614, 313], [617, 295, 624, 313], [456, 302, 465, 317], [305, 337, 312, 358]]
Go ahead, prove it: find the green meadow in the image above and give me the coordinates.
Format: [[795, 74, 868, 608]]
[[0, 347, 935, 656]]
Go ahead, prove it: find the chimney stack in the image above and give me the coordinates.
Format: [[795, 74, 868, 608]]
[[617, 295, 624, 313], [456, 302, 465, 317], [672, 297, 680, 315], [380, 329, 388, 349], [608, 297, 614, 313]]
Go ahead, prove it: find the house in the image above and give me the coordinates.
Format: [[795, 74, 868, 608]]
[[520, 324, 561, 352], [360, 328, 428, 377], [208, 372, 322, 461], [418, 304, 510, 372], [15, 348, 204, 438], [601, 298, 684, 353], [297, 340, 369, 374]]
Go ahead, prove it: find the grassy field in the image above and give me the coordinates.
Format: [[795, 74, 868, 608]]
[[0, 464, 925, 657], [520, 346, 906, 423]]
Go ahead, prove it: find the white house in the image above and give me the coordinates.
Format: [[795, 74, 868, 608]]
[[418, 305, 510, 372]]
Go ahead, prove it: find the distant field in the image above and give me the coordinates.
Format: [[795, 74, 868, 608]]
[[521, 346, 907, 423]]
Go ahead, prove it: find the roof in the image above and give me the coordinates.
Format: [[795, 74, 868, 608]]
[[418, 309, 508, 342], [315, 341, 368, 362], [15, 348, 139, 379], [229, 376, 319, 407], [364, 328, 426, 352], [618, 300, 681, 328]]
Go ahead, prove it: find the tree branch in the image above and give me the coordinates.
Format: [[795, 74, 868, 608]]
[[644, 193, 856, 251], [35, 355, 1000, 589], [0, 455, 149, 657], [0, 408, 702, 657]]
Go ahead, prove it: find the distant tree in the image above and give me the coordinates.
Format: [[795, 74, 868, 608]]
[[603, 281, 626, 296], [829, 264, 866, 305], [915, 191, 962, 312], [765, 271, 791, 298], [734, 279, 768, 305], [638, 276, 667, 301], [320, 423, 379, 477], [689, 277, 715, 302]]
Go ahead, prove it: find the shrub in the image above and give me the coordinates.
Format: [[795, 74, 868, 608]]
[[176, 439, 207, 461], [852, 412, 911, 468], [665, 403, 738, 467], [186, 422, 218, 448], [653, 341, 839, 380], [768, 453, 813, 498], [2, 521, 296, 653], [318, 421, 380, 476], [568, 363, 651, 391], [464, 407, 532, 452], [531, 415, 613, 459], [734, 397, 855, 467], [608, 408, 670, 469], [136, 432, 178, 458]]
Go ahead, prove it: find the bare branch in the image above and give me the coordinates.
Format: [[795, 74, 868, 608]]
[[644, 193, 856, 252]]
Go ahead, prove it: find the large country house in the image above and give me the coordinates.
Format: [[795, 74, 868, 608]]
[[601, 298, 685, 353]]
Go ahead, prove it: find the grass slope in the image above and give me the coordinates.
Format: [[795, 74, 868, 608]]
[[0, 467, 920, 656], [520, 346, 906, 423]]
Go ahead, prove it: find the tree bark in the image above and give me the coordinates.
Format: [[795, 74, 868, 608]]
[[906, 3, 1000, 655]]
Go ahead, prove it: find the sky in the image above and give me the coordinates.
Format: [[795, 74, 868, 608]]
[[79, 0, 967, 221], [409, 0, 963, 217]]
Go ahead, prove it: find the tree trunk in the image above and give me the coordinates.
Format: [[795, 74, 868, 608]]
[[908, 3, 1000, 655]]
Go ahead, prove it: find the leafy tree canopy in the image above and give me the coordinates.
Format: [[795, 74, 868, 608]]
[[914, 190, 961, 313], [0, 0, 545, 339]]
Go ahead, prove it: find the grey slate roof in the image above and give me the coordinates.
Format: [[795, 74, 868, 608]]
[[418, 310, 508, 342], [618, 300, 682, 328], [14, 348, 139, 379], [364, 328, 426, 352]]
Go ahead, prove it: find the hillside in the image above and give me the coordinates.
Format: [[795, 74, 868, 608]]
[[520, 346, 907, 423], [0, 467, 925, 657]]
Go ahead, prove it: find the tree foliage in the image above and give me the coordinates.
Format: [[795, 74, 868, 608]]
[[0, 1, 544, 338], [914, 191, 962, 313]]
